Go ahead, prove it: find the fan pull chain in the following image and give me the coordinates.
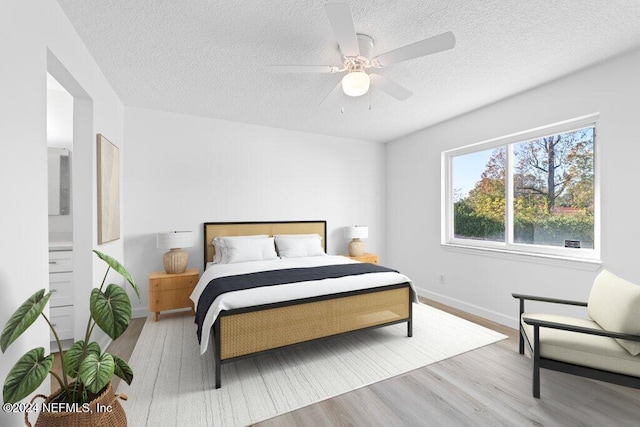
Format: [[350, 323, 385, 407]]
[[341, 106, 345, 114]]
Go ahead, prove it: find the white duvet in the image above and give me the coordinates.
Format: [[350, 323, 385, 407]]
[[190, 255, 415, 354]]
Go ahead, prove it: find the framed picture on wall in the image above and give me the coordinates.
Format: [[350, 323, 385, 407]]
[[97, 134, 120, 244]]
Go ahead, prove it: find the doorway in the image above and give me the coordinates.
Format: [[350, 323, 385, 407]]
[[47, 72, 75, 351], [47, 50, 94, 353]]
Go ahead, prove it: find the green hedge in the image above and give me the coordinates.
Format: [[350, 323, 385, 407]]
[[514, 215, 594, 248], [454, 202, 504, 241], [454, 202, 593, 248]]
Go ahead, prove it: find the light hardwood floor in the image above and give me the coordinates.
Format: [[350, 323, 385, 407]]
[[255, 298, 640, 426], [51, 300, 640, 425]]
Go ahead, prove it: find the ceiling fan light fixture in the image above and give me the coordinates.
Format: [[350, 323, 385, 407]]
[[342, 71, 370, 97]]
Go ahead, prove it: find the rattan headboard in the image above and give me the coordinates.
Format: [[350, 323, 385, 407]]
[[203, 221, 327, 266]]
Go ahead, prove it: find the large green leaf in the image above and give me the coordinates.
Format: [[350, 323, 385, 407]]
[[3, 347, 53, 403], [1, 289, 52, 353], [112, 354, 134, 385], [78, 352, 114, 394], [63, 340, 101, 378], [93, 250, 140, 300], [90, 284, 132, 340]]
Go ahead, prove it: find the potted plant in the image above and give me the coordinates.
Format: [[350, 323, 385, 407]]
[[1, 250, 140, 426]]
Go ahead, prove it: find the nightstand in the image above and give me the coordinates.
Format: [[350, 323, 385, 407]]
[[148, 268, 199, 321], [343, 253, 379, 264]]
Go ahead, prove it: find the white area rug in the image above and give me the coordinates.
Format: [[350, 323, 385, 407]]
[[120, 304, 506, 426]]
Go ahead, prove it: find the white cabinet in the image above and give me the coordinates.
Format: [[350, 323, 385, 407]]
[[49, 249, 73, 341], [50, 272, 73, 307], [49, 306, 74, 341], [49, 250, 73, 273]]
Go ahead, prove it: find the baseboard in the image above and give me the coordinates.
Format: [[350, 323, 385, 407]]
[[416, 286, 519, 329], [132, 306, 191, 319], [133, 306, 150, 319], [94, 329, 112, 353], [50, 334, 112, 353]]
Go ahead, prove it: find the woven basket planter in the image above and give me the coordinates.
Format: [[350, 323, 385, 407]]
[[25, 382, 127, 427]]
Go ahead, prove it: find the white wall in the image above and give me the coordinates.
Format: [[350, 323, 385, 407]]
[[0, 2, 124, 425], [124, 107, 385, 317], [387, 48, 640, 327], [47, 84, 74, 149]]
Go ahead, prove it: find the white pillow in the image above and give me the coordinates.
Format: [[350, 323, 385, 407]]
[[275, 235, 325, 258], [212, 235, 268, 264], [212, 238, 224, 263], [223, 237, 278, 264]]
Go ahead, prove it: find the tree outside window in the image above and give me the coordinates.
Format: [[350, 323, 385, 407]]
[[449, 122, 596, 257], [513, 127, 594, 248]]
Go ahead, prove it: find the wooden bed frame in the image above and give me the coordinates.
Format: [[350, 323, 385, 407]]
[[203, 221, 413, 388]]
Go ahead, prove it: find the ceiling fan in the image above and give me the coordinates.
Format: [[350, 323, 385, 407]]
[[267, 3, 456, 104]]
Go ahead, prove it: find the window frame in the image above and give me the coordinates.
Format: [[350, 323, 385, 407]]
[[442, 114, 601, 263]]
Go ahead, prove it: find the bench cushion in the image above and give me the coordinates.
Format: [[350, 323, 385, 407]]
[[521, 313, 640, 378], [588, 269, 640, 355]]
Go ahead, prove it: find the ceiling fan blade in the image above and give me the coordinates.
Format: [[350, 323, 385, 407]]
[[319, 81, 343, 106], [369, 74, 413, 101], [373, 31, 455, 67], [324, 3, 359, 57], [266, 65, 340, 73]]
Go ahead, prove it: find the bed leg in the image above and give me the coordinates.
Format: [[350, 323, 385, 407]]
[[214, 319, 221, 389], [407, 298, 413, 337]]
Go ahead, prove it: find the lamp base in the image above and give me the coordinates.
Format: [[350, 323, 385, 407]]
[[348, 238, 364, 257], [163, 248, 188, 274]]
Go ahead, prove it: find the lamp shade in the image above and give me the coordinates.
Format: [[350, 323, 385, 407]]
[[344, 226, 368, 239], [156, 231, 194, 249], [342, 71, 370, 97]]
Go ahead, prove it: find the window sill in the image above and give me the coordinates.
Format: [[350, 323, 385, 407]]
[[441, 243, 602, 271]]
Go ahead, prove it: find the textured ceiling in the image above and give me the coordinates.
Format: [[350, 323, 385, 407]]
[[57, 0, 640, 142]]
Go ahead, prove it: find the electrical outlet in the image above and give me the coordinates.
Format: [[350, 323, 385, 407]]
[[439, 274, 446, 285]]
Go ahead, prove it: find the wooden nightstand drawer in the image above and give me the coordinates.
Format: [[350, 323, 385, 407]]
[[148, 268, 199, 321], [343, 253, 379, 264], [149, 274, 198, 291]]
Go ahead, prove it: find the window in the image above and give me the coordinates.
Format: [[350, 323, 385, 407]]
[[443, 115, 599, 261]]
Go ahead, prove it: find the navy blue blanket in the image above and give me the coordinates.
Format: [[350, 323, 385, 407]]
[[195, 262, 399, 342]]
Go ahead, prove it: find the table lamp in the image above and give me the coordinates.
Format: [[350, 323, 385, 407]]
[[344, 225, 368, 257], [157, 231, 194, 274]]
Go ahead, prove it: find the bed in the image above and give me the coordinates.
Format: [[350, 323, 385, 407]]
[[193, 220, 416, 388]]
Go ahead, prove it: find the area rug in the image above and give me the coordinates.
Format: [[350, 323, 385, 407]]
[[119, 304, 506, 426]]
